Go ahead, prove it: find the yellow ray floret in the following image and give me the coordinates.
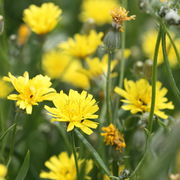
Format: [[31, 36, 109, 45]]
[[40, 152, 93, 180], [143, 30, 180, 66], [80, 54, 118, 79], [114, 79, 174, 119], [45, 89, 99, 135], [0, 78, 13, 98], [0, 164, 7, 180], [23, 3, 62, 34], [4, 72, 55, 114], [59, 30, 103, 59], [80, 0, 119, 25]]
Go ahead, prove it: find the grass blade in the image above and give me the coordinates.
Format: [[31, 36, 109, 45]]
[[0, 123, 16, 141], [75, 129, 110, 176], [15, 150, 30, 180]]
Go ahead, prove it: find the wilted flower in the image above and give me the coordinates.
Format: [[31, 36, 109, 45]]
[[23, 3, 62, 34], [59, 30, 103, 59], [40, 152, 93, 180], [110, 7, 136, 31], [80, 0, 119, 25], [115, 79, 174, 119], [101, 123, 126, 151], [4, 72, 55, 114], [45, 89, 99, 135], [0, 164, 7, 180]]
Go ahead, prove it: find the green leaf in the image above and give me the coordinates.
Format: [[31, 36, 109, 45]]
[[0, 123, 16, 141], [75, 129, 110, 176], [15, 150, 30, 180]]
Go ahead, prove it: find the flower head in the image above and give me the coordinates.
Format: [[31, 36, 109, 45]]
[[114, 79, 174, 119], [0, 164, 7, 180], [101, 123, 126, 151], [45, 89, 99, 135], [80, 0, 119, 25], [80, 54, 117, 80], [40, 152, 93, 180], [59, 30, 103, 59], [170, 174, 180, 180], [0, 78, 13, 98], [23, 3, 62, 34], [143, 30, 180, 66], [4, 72, 55, 114], [111, 7, 136, 31]]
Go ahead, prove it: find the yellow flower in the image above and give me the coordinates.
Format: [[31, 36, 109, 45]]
[[0, 164, 7, 180], [80, 0, 119, 25], [101, 123, 126, 151], [62, 60, 90, 89], [110, 7, 136, 31], [80, 54, 118, 79], [5, 72, 55, 114], [42, 50, 71, 79], [143, 30, 180, 66], [40, 152, 93, 180], [45, 89, 99, 135], [23, 3, 62, 34], [114, 79, 174, 119], [17, 24, 30, 46], [59, 30, 103, 59], [0, 78, 13, 98]]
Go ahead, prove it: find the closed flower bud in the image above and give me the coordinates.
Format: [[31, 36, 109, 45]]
[[103, 28, 120, 50], [143, 59, 153, 79], [133, 61, 144, 76], [0, 15, 4, 34]]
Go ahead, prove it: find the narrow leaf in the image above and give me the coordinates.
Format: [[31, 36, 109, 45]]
[[15, 150, 30, 180], [0, 123, 16, 141], [75, 129, 110, 176]]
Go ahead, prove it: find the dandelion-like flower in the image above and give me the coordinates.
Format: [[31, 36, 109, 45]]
[[59, 30, 103, 59], [0, 164, 7, 180], [0, 78, 13, 98], [111, 7, 136, 31], [101, 123, 126, 151], [80, 54, 117, 80], [80, 0, 119, 25], [40, 152, 93, 180], [4, 72, 55, 114], [143, 30, 180, 66], [114, 79, 174, 119], [45, 89, 99, 135], [23, 3, 62, 34]]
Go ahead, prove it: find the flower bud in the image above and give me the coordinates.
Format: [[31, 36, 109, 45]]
[[0, 15, 4, 34], [133, 61, 144, 77], [143, 59, 153, 79]]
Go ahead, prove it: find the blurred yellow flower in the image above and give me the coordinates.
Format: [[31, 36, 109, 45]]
[[169, 174, 180, 180], [115, 79, 174, 119], [59, 30, 103, 59], [62, 60, 90, 89], [111, 7, 136, 31], [0, 78, 13, 98], [0, 164, 7, 180], [40, 152, 93, 180], [42, 50, 71, 79], [80, 54, 118, 79], [45, 89, 99, 135], [23, 3, 62, 34], [80, 0, 119, 25], [5, 72, 55, 114], [143, 30, 180, 66], [101, 123, 126, 151], [17, 24, 30, 46]]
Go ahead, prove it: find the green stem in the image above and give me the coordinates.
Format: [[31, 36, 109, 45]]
[[106, 50, 113, 123], [147, 26, 162, 133], [161, 26, 180, 102], [71, 131, 80, 180]]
